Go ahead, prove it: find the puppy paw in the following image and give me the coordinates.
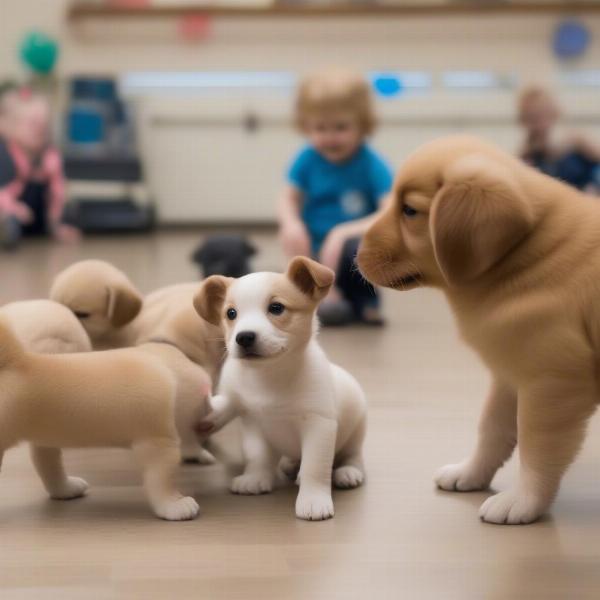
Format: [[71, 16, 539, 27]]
[[295, 490, 335, 521], [478, 490, 546, 525], [155, 496, 200, 521], [333, 465, 364, 489], [230, 472, 274, 495], [50, 476, 89, 500], [435, 461, 491, 492]]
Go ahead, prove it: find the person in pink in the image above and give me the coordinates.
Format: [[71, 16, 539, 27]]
[[0, 87, 79, 250]]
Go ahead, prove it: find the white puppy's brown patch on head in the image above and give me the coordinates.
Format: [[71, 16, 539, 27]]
[[286, 256, 335, 302], [194, 257, 334, 361]]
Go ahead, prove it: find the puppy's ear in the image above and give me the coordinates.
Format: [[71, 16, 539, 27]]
[[287, 256, 335, 301], [430, 154, 535, 285], [107, 282, 143, 327], [193, 275, 233, 326]]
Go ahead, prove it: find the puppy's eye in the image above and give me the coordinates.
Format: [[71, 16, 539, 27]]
[[402, 204, 418, 218], [226, 308, 237, 321], [74, 311, 91, 319], [268, 302, 285, 316]]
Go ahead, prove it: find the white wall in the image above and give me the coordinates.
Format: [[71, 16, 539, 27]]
[[2, 2, 600, 222]]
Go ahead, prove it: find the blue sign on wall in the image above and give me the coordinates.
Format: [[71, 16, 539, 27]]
[[372, 74, 404, 98], [553, 20, 590, 59]]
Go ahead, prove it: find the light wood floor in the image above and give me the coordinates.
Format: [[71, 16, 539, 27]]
[[1, 231, 599, 600]]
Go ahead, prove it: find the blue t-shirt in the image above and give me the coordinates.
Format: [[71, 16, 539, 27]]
[[287, 144, 393, 253]]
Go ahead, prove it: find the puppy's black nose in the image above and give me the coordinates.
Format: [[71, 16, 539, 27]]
[[236, 331, 256, 349]]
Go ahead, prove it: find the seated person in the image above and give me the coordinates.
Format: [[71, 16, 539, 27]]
[[518, 85, 600, 193], [0, 86, 79, 250], [277, 67, 393, 326]]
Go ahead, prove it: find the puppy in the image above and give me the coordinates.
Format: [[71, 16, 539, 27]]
[[50, 261, 225, 463], [0, 318, 208, 520], [358, 134, 600, 525], [49, 259, 143, 350], [194, 257, 367, 521], [191, 234, 256, 278], [0, 299, 91, 354], [50, 260, 224, 382]]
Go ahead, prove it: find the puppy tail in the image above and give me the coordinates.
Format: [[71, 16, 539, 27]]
[[0, 318, 26, 368]]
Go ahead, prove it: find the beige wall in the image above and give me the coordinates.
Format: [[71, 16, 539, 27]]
[[3, 2, 600, 76], [2, 2, 600, 222]]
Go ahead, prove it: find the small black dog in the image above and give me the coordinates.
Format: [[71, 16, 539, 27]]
[[191, 234, 256, 278]]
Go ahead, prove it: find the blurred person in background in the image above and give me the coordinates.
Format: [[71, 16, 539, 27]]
[[0, 85, 79, 251], [277, 67, 393, 326], [518, 85, 600, 194]]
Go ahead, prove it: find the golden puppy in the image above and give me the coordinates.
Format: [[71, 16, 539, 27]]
[[0, 300, 91, 354], [358, 134, 600, 525], [0, 317, 207, 520], [50, 261, 225, 463]]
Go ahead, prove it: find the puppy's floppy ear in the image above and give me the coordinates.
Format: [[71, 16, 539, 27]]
[[430, 154, 535, 285], [193, 275, 233, 326], [287, 256, 335, 301], [107, 282, 143, 327]]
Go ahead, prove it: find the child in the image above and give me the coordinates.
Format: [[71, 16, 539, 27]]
[[0, 86, 79, 250], [277, 68, 393, 326], [518, 85, 600, 193]]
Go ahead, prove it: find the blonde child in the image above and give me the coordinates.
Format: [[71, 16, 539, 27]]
[[278, 68, 392, 326]]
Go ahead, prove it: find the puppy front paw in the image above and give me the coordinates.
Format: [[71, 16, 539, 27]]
[[435, 461, 491, 492], [478, 489, 546, 525], [333, 465, 364, 489], [154, 496, 200, 521], [50, 476, 89, 500], [230, 472, 274, 495], [295, 489, 334, 521]]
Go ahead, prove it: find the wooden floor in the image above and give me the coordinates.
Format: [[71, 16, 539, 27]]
[[1, 231, 599, 600]]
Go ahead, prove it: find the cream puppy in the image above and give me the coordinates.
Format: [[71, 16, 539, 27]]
[[0, 317, 205, 521], [50, 260, 224, 463], [49, 259, 143, 350], [194, 257, 367, 521], [0, 299, 91, 354], [49, 262, 224, 381]]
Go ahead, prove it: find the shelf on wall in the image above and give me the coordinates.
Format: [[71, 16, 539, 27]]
[[67, 1, 600, 20]]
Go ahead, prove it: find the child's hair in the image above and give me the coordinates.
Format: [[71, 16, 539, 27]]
[[517, 85, 560, 123], [294, 67, 376, 135]]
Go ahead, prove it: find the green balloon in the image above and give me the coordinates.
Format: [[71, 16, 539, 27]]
[[20, 31, 59, 74]]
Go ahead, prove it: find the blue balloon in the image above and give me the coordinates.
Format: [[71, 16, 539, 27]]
[[553, 20, 590, 59]]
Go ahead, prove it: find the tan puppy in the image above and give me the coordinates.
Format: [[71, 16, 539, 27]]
[[358, 134, 600, 525], [0, 300, 91, 354], [50, 261, 224, 463], [49, 260, 143, 349], [0, 317, 207, 521], [50, 261, 224, 382]]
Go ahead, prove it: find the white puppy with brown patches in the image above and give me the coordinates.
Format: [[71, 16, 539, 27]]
[[193, 256, 367, 521]]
